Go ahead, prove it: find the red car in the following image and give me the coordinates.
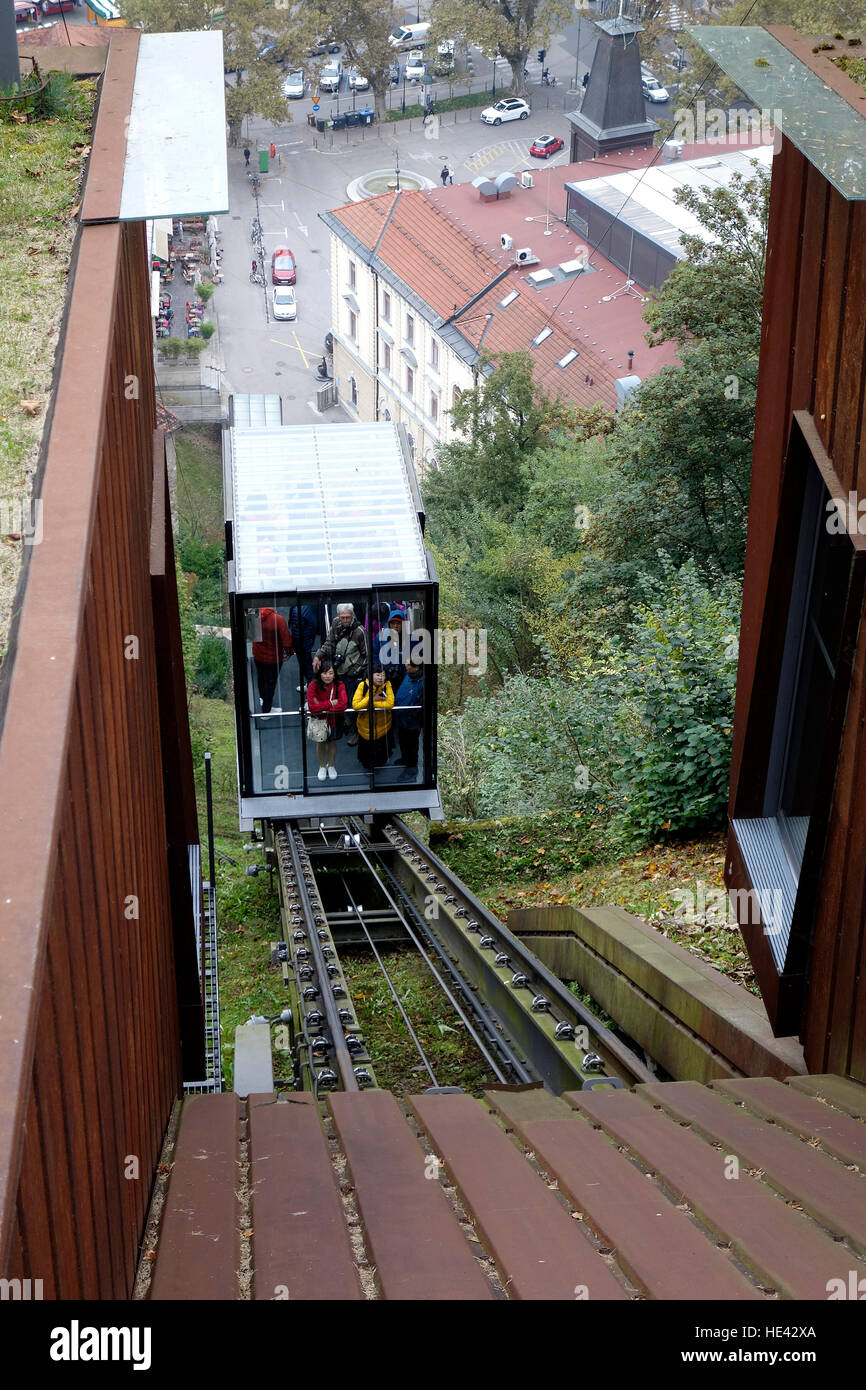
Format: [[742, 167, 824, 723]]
[[271, 248, 296, 286], [529, 134, 565, 159]]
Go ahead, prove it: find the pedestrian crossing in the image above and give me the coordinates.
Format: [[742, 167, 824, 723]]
[[464, 138, 569, 176]]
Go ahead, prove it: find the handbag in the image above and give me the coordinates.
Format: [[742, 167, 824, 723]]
[[305, 704, 329, 743]]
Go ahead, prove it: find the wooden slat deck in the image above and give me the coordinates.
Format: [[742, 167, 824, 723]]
[[639, 1080, 866, 1256], [329, 1090, 494, 1301], [143, 1076, 866, 1301], [713, 1077, 866, 1168], [485, 1089, 759, 1300], [410, 1091, 629, 1300], [248, 1094, 362, 1302], [569, 1087, 866, 1301]]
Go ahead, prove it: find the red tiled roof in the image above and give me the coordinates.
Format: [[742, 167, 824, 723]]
[[328, 134, 772, 409]]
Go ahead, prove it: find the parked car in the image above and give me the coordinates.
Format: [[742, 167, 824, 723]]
[[481, 98, 530, 126], [433, 40, 455, 76], [272, 287, 297, 322], [39, 0, 74, 11], [319, 58, 343, 92], [641, 72, 669, 103], [308, 38, 341, 57], [389, 21, 430, 50], [14, 1, 39, 21], [282, 70, 306, 99], [271, 248, 296, 286], [405, 50, 426, 83], [348, 67, 370, 91], [529, 134, 564, 159]]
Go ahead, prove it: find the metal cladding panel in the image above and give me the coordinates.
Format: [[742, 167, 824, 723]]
[[566, 147, 774, 260], [690, 26, 866, 201], [119, 33, 229, 220], [230, 423, 428, 593]]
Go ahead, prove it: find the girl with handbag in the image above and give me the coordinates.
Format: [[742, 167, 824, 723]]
[[306, 661, 348, 780]]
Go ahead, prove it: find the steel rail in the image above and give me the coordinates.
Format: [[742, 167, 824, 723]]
[[389, 817, 656, 1088], [342, 818, 526, 1085], [279, 825, 359, 1092]]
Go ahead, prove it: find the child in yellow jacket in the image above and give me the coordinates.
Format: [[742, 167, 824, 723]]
[[352, 666, 395, 768]]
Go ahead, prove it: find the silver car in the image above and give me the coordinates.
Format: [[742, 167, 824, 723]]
[[282, 70, 306, 99], [348, 67, 370, 91]]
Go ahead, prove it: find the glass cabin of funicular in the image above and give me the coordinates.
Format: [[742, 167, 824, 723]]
[[224, 416, 441, 823]]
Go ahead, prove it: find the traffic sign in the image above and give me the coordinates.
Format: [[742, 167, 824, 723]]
[[312, 102, 319, 111]]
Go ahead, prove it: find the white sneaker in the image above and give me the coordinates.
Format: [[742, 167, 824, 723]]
[[270, 705, 282, 714], [327, 765, 337, 779], [317, 766, 327, 780]]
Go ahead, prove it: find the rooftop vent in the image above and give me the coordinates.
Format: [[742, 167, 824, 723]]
[[519, 171, 533, 189], [527, 267, 554, 286]]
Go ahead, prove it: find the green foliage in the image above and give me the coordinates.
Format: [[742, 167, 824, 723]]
[[177, 529, 225, 621], [200, 321, 216, 340], [196, 282, 215, 303], [195, 634, 230, 700], [439, 562, 740, 845]]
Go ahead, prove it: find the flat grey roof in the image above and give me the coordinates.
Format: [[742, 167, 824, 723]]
[[119, 32, 229, 220], [228, 422, 429, 594], [566, 146, 774, 260]]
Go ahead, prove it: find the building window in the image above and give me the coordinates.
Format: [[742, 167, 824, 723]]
[[382, 290, 391, 322], [406, 364, 414, 397], [729, 413, 866, 1031], [382, 407, 392, 422], [452, 385, 462, 410], [349, 260, 356, 290], [406, 314, 414, 346], [349, 309, 357, 341], [349, 375, 358, 408], [431, 339, 439, 372], [382, 341, 392, 375], [430, 393, 439, 425]]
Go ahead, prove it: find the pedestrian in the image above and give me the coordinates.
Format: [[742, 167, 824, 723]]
[[269, 142, 276, 160], [448, 168, 454, 185], [352, 666, 395, 769], [440, 164, 449, 186], [582, 71, 589, 89], [252, 606, 293, 715], [251, 259, 257, 277], [314, 603, 368, 745], [243, 146, 251, 167], [306, 660, 347, 781], [392, 657, 424, 779]]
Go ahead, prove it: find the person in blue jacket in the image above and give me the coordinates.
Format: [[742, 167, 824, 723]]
[[378, 609, 407, 694], [393, 657, 423, 777], [289, 603, 319, 683]]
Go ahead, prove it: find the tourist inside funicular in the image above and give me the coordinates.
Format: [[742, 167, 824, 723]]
[[313, 603, 368, 746]]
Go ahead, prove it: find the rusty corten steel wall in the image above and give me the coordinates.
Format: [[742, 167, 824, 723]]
[[726, 121, 866, 1078], [0, 208, 197, 1295]]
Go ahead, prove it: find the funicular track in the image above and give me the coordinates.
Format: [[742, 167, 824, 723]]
[[272, 817, 654, 1096]]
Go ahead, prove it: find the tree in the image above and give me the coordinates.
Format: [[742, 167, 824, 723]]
[[642, 166, 769, 352], [291, 0, 402, 123], [428, 0, 572, 97]]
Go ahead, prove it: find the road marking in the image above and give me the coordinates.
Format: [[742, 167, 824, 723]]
[[293, 210, 309, 238], [293, 330, 310, 367]]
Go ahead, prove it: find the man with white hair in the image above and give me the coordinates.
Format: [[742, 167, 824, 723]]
[[314, 603, 368, 745]]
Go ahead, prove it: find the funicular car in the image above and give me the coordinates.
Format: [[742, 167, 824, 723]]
[[223, 406, 442, 827]]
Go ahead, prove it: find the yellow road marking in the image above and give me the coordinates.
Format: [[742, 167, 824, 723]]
[[268, 334, 317, 365]]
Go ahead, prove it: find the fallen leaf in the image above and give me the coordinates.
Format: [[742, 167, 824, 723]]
[[19, 399, 41, 416]]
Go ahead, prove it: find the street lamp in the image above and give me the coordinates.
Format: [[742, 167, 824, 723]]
[[401, 65, 407, 114], [492, 56, 497, 98], [394, 144, 401, 192]]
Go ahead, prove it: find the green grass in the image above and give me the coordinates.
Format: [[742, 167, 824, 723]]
[[387, 88, 495, 121], [175, 423, 224, 545], [342, 949, 494, 1095], [0, 78, 98, 662], [434, 818, 758, 993]]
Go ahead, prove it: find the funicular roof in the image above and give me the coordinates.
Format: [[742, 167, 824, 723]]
[[228, 422, 428, 594]]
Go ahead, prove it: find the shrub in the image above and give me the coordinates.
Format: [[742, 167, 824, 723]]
[[200, 321, 216, 340], [196, 282, 215, 304], [195, 634, 230, 701]]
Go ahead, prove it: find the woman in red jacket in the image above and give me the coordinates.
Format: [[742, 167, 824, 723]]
[[306, 660, 348, 780], [252, 606, 293, 714]]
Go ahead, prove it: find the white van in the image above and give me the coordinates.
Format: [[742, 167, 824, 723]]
[[389, 21, 430, 50]]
